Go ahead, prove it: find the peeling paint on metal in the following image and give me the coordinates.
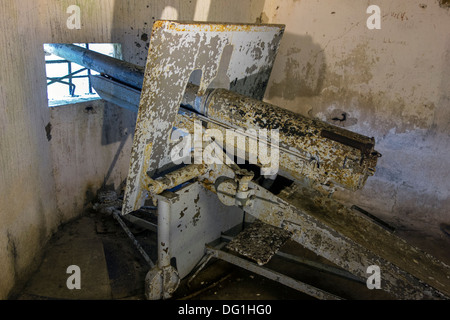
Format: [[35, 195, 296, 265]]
[[201, 88, 380, 191], [122, 21, 284, 215]]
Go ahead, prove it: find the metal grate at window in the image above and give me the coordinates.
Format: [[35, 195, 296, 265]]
[[43, 43, 122, 107]]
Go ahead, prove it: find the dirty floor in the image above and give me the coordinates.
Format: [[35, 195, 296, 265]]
[[9, 207, 450, 301]]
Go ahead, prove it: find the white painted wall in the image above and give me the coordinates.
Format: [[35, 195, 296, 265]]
[[260, 0, 450, 237]]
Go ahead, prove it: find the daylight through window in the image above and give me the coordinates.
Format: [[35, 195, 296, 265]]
[[43, 43, 122, 107]]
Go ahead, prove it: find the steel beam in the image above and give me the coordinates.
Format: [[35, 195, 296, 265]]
[[205, 244, 342, 300], [240, 181, 450, 299], [112, 210, 155, 268]]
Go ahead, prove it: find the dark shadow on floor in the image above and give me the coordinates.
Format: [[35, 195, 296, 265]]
[[12, 207, 398, 300]]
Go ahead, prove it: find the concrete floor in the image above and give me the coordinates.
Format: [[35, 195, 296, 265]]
[[10, 207, 450, 301]]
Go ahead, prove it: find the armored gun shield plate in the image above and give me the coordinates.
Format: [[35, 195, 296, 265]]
[[122, 20, 285, 215]]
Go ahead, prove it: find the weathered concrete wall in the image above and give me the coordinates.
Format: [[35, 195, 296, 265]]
[[49, 101, 136, 223], [0, 0, 153, 299], [259, 0, 450, 238], [0, 0, 266, 299], [0, 0, 59, 299]]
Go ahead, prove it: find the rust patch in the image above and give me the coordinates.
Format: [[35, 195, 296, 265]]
[[179, 207, 187, 219], [140, 33, 148, 42], [192, 208, 201, 226]]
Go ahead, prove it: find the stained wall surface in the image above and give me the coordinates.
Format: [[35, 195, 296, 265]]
[[260, 0, 450, 237], [1, 0, 448, 299], [0, 0, 265, 299]]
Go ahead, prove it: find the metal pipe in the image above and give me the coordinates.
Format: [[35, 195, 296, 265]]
[[44, 43, 145, 89], [157, 197, 171, 268], [112, 210, 155, 268]]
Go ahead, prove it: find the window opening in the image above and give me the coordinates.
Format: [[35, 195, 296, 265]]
[[43, 43, 122, 107]]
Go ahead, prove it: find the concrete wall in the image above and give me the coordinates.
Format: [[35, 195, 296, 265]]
[[0, 0, 58, 299], [0, 0, 265, 299], [1, 0, 449, 298], [259, 0, 450, 238]]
